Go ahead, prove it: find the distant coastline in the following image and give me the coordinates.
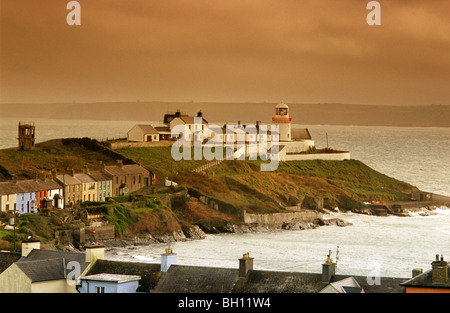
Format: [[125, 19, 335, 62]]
[[1, 102, 449, 128]]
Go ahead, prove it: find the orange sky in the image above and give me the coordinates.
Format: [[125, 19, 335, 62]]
[[1, 0, 449, 105]]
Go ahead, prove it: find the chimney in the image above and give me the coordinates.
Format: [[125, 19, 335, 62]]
[[71, 168, 75, 177], [51, 169, 57, 180], [83, 164, 90, 174], [197, 110, 203, 117], [322, 252, 336, 284], [431, 254, 448, 285], [22, 239, 40, 257], [117, 160, 123, 168], [85, 244, 105, 263], [175, 109, 181, 117], [98, 160, 105, 172], [161, 248, 176, 272], [412, 268, 423, 278], [239, 252, 254, 277]]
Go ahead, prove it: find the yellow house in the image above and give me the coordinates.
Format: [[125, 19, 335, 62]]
[[76, 172, 98, 203], [0, 240, 104, 293]]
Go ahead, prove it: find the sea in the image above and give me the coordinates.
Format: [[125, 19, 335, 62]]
[[1, 117, 449, 278]]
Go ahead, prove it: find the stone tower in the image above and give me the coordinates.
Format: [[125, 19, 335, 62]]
[[18, 122, 36, 150], [272, 101, 292, 142]]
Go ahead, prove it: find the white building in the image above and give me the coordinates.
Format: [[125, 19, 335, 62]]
[[127, 124, 160, 142]]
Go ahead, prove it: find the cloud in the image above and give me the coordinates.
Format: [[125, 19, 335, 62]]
[[1, 0, 449, 105]]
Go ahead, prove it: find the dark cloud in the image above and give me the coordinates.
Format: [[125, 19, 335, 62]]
[[1, 0, 449, 105]]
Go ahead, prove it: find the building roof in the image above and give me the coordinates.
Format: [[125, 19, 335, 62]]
[[400, 265, 450, 289], [83, 259, 161, 292], [15, 180, 43, 193], [131, 124, 159, 135], [232, 270, 406, 293], [15, 258, 67, 282], [154, 265, 240, 293], [18, 249, 90, 274], [320, 276, 363, 293], [88, 171, 112, 182], [74, 173, 96, 184], [0, 251, 21, 274], [291, 128, 312, 140], [103, 164, 149, 176], [80, 273, 141, 283], [232, 270, 324, 293], [0, 181, 21, 195], [56, 174, 82, 186], [0, 179, 63, 195]]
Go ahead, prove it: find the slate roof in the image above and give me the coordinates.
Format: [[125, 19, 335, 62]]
[[74, 173, 96, 184], [0, 181, 21, 195], [0, 179, 63, 195], [83, 259, 161, 292], [88, 171, 112, 182], [15, 258, 67, 282], [133, 125, 159, 135], [103, 164, 149, 176], [232, 270, 406, 293], [335, 274, 406, 293], [56, 174, 82, 186], [232, 270, 324, 293], [0, 251, 21, 274], [400, 265, 450, 289], [18, 249, 90, 274], [154, 265, 240, 293]]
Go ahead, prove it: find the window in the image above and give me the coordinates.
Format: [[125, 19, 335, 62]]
[[95, 286, 105, 293]]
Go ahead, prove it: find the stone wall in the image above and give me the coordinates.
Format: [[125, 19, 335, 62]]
[[242, 210, 321, 228]]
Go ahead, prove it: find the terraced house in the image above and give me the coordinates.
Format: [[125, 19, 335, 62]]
[[102, 161, 150, 197]]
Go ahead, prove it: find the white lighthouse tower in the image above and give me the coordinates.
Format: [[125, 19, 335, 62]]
[[272, 101, 292, 142]]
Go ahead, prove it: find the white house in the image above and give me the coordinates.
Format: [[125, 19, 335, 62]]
[[127, 124, 160, 142]]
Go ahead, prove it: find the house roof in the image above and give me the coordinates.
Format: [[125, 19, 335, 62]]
[[56, 174, 82, 186], [83, 259, 161, 292], [0, 251, 21, 274], [74, 173, 96, 184], [103, 164, 149, 176], [291, 128, 312, 140], [131, 124, 159, 135], [0, 179, 62, 195], [171, 116, 208, 125], [400, 265, 450, 289], [0, 181, 21, 195], [154, 265, 240, 293], [232, 270, 324, 293], [18, 249, 90, 274], [233, 270, 407, 293], [15, 180, 43, 193], [15, 258, 67, 282], [80, 273, 141, 283], [88, 171, 112, 182]]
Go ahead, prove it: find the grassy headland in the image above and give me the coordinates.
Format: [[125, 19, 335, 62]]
[[0, 139, 417, 249]]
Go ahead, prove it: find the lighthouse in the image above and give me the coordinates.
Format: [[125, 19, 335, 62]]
[[272, 101, 292, 142]]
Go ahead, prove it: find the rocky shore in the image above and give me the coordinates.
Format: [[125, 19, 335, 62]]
[[94, 216, 352, 251]]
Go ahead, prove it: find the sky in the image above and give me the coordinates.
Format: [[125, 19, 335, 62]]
[[1, 0, 449, 106]]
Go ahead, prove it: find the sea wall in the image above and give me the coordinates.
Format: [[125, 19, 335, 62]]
[[242, 210, 321, 228], [281, 151, 351, 161]]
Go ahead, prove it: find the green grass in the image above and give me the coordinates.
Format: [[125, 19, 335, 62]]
[[116, 146, 209, 178]]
